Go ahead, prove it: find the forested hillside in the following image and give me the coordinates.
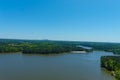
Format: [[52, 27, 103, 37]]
[[101, 56, 120, 80]]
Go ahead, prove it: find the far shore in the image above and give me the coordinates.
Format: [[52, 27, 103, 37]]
[[70, 51, 87, 53]]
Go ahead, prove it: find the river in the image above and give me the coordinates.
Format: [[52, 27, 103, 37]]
[[0, 51, 115, 80]]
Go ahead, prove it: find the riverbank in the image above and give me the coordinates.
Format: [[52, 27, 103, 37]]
[[101, 56, 120, 80], [70, 51, 87, 53]]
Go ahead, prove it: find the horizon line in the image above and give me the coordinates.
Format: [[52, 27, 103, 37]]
[[0, 38, 120, 44]]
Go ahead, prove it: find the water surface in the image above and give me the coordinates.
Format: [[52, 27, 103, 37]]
[[0, 51, 115, 80]]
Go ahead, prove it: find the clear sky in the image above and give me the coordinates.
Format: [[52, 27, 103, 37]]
[[0, 0, 120, 42]]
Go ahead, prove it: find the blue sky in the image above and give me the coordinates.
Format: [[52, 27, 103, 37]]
[[0, 0, 120, 42]]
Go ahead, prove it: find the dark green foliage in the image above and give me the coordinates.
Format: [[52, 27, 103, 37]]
[[0, 45, 22, 53], [22, 43, 70, 54], [21, 42, 91, 54], [77, 42, 120, 54], [0, 39, 91, 54], [1, 39, 120, 54], [101, 56, 120, 80]]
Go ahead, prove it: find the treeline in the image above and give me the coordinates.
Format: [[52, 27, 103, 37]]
[[0, 39, 91, 54], [101, 56, 120, 80], [0, 43, 22, 53], [0, 46, 22, 53], [0, 39, 120, 54], [77, 42, 120, 54], [22, 43, 85, 54]]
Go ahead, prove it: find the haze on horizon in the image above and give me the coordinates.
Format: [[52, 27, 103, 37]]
[[0, 0, 120, 42]]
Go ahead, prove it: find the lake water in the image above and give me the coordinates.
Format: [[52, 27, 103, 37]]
[[0, 51, 115, 80]]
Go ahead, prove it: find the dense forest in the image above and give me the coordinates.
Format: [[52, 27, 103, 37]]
[[77, 42, 120, 54], [101, 56, 120, 80], [0, 39, 120, 54], [0, 39, 91, 54]]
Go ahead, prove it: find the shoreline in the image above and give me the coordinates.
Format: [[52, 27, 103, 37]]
[[70, 51, 87, 53]]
